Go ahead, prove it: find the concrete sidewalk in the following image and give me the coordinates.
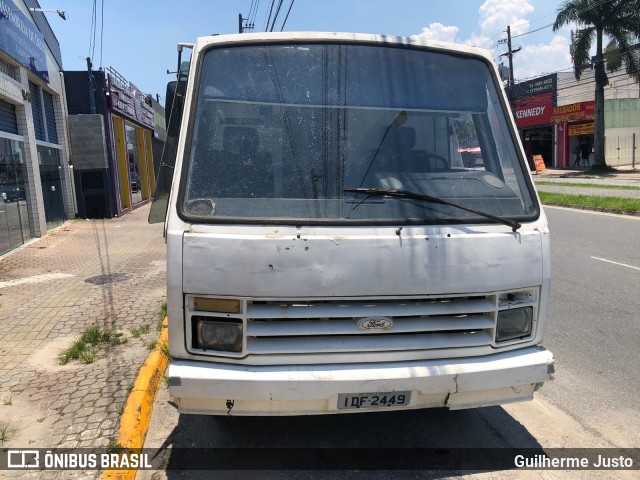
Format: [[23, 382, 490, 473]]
[[534, 165, 640, 181], [0, 205, 165, 478]]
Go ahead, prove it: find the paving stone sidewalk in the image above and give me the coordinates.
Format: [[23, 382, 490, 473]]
[[0, 204, 165, 479]]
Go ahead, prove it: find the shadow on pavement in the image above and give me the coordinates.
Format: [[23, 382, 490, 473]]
[[147, 406, 543, 479]]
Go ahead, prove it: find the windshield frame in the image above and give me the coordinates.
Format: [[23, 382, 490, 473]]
[[176, 39, 541, 227]]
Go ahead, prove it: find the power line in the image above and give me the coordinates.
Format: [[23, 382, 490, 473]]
[[88, 0, 96, 60], [510, 23, 554, 40], [280, 0, 295, 32], [501, 0, 625, 99], [479, 0, 614, 51], [265, 0, 276, 32], [510, 0, 615, 40], [99, 0, 105, 68], [248, 0, 260, 30], [269, 0, 285, 32]]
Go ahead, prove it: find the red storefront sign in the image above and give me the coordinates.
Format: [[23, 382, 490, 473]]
[[515, 92, 554, 128], [550, 101, 594, 124]]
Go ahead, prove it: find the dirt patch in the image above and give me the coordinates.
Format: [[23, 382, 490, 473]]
[[28, 332, 131, 373], [0, 395, 56, 447], [28, 336, 85, 373]]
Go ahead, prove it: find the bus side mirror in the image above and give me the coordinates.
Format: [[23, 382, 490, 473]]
[[148, 79, 187, 225]]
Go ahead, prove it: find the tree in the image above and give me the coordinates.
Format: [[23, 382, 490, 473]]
[[553, 0, 640, 168]]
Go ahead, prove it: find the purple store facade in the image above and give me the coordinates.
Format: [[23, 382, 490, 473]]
[[64, 68, 161, 218]]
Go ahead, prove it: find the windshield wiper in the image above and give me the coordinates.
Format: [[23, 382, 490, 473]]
[[345, 187, 522, 231]]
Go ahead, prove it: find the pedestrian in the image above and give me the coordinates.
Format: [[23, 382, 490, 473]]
[[580, 142, 590, 166], [573, 144, 581, 167]]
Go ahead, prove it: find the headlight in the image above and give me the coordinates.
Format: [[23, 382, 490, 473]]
[[196, 317, 243, 352], [496, 307, 533, 342]]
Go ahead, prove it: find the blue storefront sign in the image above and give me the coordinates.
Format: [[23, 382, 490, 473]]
[[0, 0, 48, 82]]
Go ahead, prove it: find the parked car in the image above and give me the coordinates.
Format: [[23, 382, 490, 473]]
[[130, 171, 140, 193], [0, 182, 26, 203]]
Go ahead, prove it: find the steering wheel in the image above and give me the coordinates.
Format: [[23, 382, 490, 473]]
[[426, 153, 448, 172]]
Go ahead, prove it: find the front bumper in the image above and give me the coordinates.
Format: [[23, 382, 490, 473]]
[[169, 346, 554, 415]]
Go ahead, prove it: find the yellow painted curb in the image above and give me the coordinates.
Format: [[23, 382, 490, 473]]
[[103, 317, 169, 480]]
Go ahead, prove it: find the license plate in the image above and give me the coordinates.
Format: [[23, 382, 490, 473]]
[[338, 391, 411, 410]]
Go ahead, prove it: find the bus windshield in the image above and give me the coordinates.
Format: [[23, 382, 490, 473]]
[[180, 43, 538, 225]]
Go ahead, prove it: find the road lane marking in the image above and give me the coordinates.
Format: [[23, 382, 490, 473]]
[[590, 256, 640, 271], [0, 273, 74, 289]]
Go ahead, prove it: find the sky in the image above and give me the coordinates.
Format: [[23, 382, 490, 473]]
[[39, 0, 578, 103]]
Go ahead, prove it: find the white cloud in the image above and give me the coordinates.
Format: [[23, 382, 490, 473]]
[[478, 0, 534, 36], [411, 0, 572, 81], [411, 23, 460, 43], [514, 35, 572, 81]]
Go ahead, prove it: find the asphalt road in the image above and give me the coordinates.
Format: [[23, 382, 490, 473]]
[[540, 207, 640, 445], [140, 206, 640, 479]]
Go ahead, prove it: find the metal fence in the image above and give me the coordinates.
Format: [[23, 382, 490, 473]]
[[605, 132, 638, 167]]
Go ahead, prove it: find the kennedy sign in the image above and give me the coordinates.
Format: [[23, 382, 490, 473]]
[[0, 0, 48, 82], [515, 92, 554, 128]]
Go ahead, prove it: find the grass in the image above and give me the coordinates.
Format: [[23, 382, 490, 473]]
[[107, 440, 125, 454], [157, 300, 168, 331], [539, 192, 640, 215], [79, 346, 98, 364], [58, 324, 127, 365], [3, 397, 11, 406], [0, 424, 9, 445], [159, 300, 168, 319], [536, 181, 640, 191], [130, 323, 151, 338], [158, 341, 171, 360], [146, 340, 158, 351]]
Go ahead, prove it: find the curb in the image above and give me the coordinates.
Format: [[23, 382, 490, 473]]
[[103, 317, 169, 480]]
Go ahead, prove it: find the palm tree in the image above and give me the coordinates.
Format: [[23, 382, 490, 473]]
[[553, 0, 640, 168]]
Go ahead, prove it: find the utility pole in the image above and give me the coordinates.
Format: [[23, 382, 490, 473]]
[[507, 26, 515, 91], [498, 25, 521, 109], [238, 13, 254, 33], [87, 57, 96, 114]]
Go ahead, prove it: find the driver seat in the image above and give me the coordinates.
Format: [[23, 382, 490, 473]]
[[378, 127, 437, 173]]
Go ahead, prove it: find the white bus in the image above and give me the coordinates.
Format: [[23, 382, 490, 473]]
[[151, 32, 555, 415]]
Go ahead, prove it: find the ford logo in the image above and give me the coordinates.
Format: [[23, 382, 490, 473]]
[[358, 317, 393, 331]]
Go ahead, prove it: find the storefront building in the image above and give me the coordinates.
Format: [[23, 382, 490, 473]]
[[514, 58, 640, 169], [555, 67, 640, 167], [0, 0, 73, 256], [552, 100, 595, 168], [64, 68, 157, 218], [513, 74, 557, 169]]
